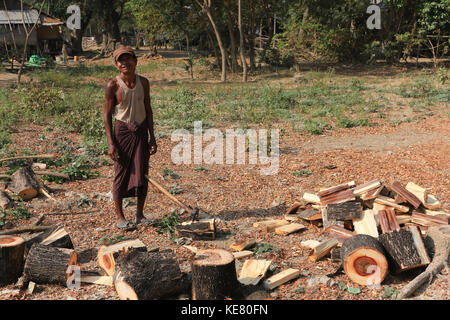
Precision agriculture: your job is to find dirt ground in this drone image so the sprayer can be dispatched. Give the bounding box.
[0,53,448,301]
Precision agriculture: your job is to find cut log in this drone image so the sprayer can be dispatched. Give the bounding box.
[80,275,113,286]
[0,236,25,285]
[25,225,73,256]
[302,192,320,204]
[341,234,388,286]
[97,239,147,276]
[275,223,306,235]
[285,201,302,215]
[379,209,401,233]
[191,249,239,300]
[253,219,289,232]
[23,244,77,285]
[327,225,354,245]
[353,180,382,196]
[411,211,448,227]
[238,259,272,286]
[0,190,11,209]
[318,181,355,198]
[405,182,427,204]
[374,196,410,213]
[321,207,345,229]
[320,189,356,206]
[353,209,379,238]
[230,239,256,252]
[378,226,431,272]
[263,268,301,290]
[422,209,450,220]
[326,201,362,221]
[114,248,184,300]
[390,181,421,208]
[7,167,41,200]
[176,218,216,240]
[309,238,339,262]
[396,215,412,225]
[396,225,450,299]
[424,194,441,210]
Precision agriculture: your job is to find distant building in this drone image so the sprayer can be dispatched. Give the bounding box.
[0,0,64,56]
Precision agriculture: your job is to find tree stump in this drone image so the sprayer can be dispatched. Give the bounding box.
[0,236,25,285]
[191,248,239,300]
[23,244,77,285]
[98,239,147,276]
[8,167,40,200]
[113,248,184,300]
[341,234,388,286]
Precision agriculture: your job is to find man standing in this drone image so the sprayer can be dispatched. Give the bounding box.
[103,46,157,230]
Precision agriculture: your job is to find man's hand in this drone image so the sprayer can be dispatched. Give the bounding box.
[108,144,120,162]
[149,138,157,155]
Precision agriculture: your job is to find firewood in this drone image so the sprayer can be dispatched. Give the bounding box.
[309,238,339,262]
[275,223,306,235]
[390,181,421,208]
[25,225,73,256]
[424,194,441,210]
[97,239,147,276]
[7,167,41,200]
[176,218,216,240]
[396,225,450,299]
[396,215,412,225]
[320,189,356,206]
[353,180,382,196]
[326,201,362,221]
[0,190,11,209]
[285,201,302,215]
[0,236,25,285]
[192,249,239,299]
[378,209,400,233]
[318,181,355,198]
[80,275,113,286]
[114,248,184,300]
[422,209,450,220]
[0,225,53,236]
[321,207,345,229]
[233,250,253,259]
[327,225,355,244]
[297,208,322,221]
[23,244,77,285]
[253,219,289,232]
[405,182,427,204]
[411,211,448,227]
[379,226,430,272]
[360,186,383,201]
[230,239,256,251]
[374,195,410,213]
[302,192,320,204]
[353,209,379,238]
[263,268,301,290]
[238,259,272,285]
[340,235,388,286]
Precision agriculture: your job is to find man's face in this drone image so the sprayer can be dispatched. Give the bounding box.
[115,53,137,75]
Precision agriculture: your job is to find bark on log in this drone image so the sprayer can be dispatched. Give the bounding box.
[396,225,450,299]
[0,236,25,285]
[113,248,184,300]
[176,219,216,240]
[8,167,41,200]
[326,201,362,221]
[0,190,11,209]
[0,225,52,236]
[341,234,388,286]
[191,249,239,300]
[379,226,431,272]
[23,244,77,285]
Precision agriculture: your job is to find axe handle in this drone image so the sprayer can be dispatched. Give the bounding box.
[145,175,191,212]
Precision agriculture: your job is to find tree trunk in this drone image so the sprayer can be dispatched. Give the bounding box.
[191,249,239,300]
[224,0,238,73]
[97,239,147,276]
[0,236,25,285]
[23,244,77,285]
[8,166,40,200]
[341,234,388,286]
[238,0,247,82]
[113,248,184,300]
[25,225,73,257]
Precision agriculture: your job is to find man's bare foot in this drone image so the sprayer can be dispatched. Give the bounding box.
[135,214,156,225]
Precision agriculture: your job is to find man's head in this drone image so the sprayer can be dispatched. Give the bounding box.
[113,46,137,75]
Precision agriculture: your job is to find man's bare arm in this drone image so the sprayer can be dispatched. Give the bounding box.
[104,79,120,161]
[141,77,157,154]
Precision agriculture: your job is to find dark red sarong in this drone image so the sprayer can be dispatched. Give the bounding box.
[112,119,150,200]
